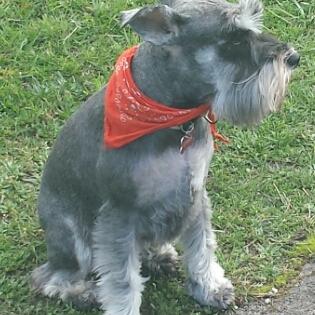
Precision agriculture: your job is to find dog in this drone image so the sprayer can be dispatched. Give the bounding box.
[31,0,299,314]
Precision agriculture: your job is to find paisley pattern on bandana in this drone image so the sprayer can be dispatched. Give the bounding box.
[104,46,211,149]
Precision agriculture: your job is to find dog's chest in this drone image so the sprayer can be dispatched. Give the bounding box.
[132,142,213,208]
[132,142,213,242]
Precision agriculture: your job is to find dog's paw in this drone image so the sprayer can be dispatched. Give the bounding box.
[152,250,178,275]
[188,277,234,310]
[63,281,100,310]
[143,244,179,275]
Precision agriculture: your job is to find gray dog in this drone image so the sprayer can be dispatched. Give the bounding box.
[31,0,299,314]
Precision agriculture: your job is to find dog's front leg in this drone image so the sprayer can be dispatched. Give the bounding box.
[93,205,146,315]
[180,191,234,310]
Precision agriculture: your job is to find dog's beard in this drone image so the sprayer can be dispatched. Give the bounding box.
[213,55,292,125]
[259,53,292,112]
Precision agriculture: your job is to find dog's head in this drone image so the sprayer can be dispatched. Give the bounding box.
[122,0,299,125]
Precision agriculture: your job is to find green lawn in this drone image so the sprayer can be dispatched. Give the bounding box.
[0,0,314,314]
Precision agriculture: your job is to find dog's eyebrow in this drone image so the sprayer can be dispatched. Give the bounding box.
[235,12,263,34]
[234,0,263,34]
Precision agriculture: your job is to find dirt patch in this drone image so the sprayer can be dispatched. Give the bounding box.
[235,261,315,315]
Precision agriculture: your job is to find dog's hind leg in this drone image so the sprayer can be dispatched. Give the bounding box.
[31,188,98,309]
[31,262,97,309]
[93,203,146,315]
[180,190,234,310]
[142,243,179,275]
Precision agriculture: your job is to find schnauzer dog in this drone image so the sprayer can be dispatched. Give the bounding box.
[31,0,299,314]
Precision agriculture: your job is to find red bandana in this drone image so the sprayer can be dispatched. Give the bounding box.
[104,46,228,150]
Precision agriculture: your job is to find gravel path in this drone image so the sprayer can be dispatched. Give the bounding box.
[235,261,315,315]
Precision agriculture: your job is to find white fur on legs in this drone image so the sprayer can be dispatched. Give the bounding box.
[93,210,147,315]
[186,260,234,309]
[181,192,234,309]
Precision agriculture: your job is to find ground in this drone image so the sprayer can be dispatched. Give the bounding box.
[235,261,315,315]
[0,0,314,315]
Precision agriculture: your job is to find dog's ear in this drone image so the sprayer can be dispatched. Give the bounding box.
[121,5,187,45]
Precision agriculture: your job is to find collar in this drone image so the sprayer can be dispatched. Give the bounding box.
[176,112,229,153]
[104,46,228,151]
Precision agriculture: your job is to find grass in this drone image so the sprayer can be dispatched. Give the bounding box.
[0,0,314,314]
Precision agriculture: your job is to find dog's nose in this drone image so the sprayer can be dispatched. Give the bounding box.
[286,51,300,68]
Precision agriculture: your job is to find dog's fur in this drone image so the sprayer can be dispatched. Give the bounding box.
[31,0,299,314]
